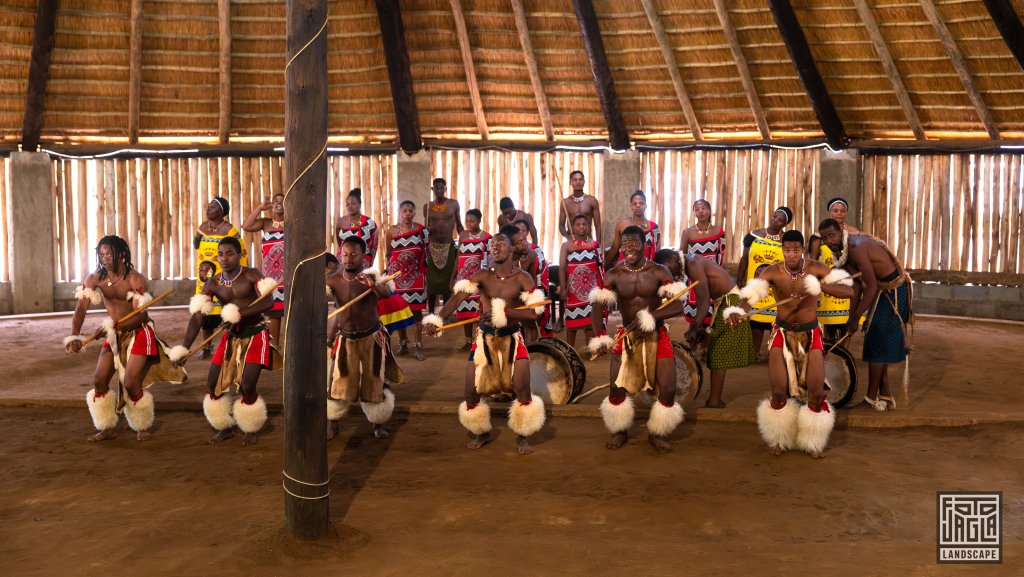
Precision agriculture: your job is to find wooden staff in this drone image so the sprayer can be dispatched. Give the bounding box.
[327,272,401,320]
[432,301,553,333]
[179,279,282,362]
[67,288,175,353]
[738,272,862,321]
[825,331,852,355]
[589,281,698,361]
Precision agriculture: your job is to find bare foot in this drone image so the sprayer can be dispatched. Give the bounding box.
[808,449,825,459]
[605,431,628,450]
[648,435,672,453]
[704,400,726,409]
[242,432,258,445]
[767,445,784,456]
[414,344,425,361]
[326,420,338,441]
[396,341,409,356]
[467,432,490,450]
[87,429,116,442]
[208,428,235,444]
[136,430,152,441]
[373,424,390,439]
[516,435,534,455]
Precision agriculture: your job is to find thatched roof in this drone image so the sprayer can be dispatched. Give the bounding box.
[3,0,1024,149]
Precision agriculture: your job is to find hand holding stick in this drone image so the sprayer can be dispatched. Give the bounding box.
[65,288,175,354]
[428,301,553,335]
[178,280,282,363]
[737,272,862,321]
[327,272,401,321]
[589,281,699,361]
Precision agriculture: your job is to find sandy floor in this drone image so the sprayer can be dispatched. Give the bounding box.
[0,310,1021,575]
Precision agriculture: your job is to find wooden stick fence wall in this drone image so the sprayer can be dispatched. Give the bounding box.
[863,154,1023,275]
[0,157,10,282]
[641,148,820,264]
[49,154,394,282]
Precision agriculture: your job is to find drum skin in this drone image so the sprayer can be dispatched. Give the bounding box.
[526,337,587,404]
[635,341,704,404]
[823,344,858,409]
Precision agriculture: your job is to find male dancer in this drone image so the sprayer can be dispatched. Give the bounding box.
[423,177,463,313]
[496,197,538,244]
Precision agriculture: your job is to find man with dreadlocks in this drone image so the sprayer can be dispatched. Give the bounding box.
[65,236,186,442]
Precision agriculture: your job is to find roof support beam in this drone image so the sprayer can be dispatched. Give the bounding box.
[639,0,701,141]
[853,0,924,139]
[375,0,422,153]
[510,0,554,141]
[128,0,143,143]
[218,0,232,143]
[712,0,769,139]
[767,0,847,149]
[920,0,999,139]
[448,0,488,139]
[570,0,630,150]
[982,0,1024,74]
[20,0,59,152]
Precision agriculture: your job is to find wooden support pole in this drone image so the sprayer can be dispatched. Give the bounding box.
[853,0,924,140]
[713,0,769,140]
[982,0,1024,74]
[920,0,1000,139]
[129,0,143,144]
[640,0,702,141]
[218,0,232,144]
[20,0,59,152]
[448,0,488,139]
[510,0,554,141]
[375,0,422,153]
[767,0,847,150]
[284,0,330,540]
[570,0,630,151]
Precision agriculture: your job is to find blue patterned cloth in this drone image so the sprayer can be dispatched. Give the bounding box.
[863,283,911,364]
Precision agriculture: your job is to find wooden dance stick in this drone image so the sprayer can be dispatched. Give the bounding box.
[824,331,852,355]
[433,301,554,333]
[737,272,862,321]
[67,288,175,353]
[179,279,282,362]
[589,281,699,361]
[327,272,402,321]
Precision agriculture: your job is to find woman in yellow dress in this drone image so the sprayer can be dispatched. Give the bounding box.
[193,197,246,358]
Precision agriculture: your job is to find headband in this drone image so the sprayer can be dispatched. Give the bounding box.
[827,198,848,211]
[212,197,229,215]
[774,207,793,225]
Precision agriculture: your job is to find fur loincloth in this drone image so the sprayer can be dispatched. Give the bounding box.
[330,325,405,403]
[107,322,187,412]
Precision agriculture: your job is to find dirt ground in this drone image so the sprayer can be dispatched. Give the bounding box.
[0,309,1021,576]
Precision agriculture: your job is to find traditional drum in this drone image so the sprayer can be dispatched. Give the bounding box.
[823,345,858,409]
[526,337,587,404]
[636,341,703,405]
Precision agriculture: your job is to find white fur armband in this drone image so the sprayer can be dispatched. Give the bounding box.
[74,285,102,305]
[587,335,614,354]
[453,279,479,295]
[519,288,546,314]
[189,294,214,315]
[168,345,189,363]
[588,287,617,306]
[256,277,279,297]
[721,306,745,322]
[803,275,821,297]
[126,291,153,307]
[422,314,444,336]
[635,308,656,333]
[363,268,395,291]
[63,335,83,347]
[490,298,508,328]
[823,268,854,286]
[220,303,242,325]
[739,278,770,305]
[658,281,687,299]
[101,318,115,337]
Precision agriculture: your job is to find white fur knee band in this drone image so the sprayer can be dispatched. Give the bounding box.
[635,308,656,333]
[454,279,479,295]
[75,285,103,305]
[756,398,799,451]
[490,298,508,328]
[647,401,684,437]
[327,398,350,421]
[508,397,545,437]
[86,389,118,431]
[600,396,634,434]
[189,294,214,315]
[588,287,617,306]
[220,303,242,325]
[123,390,155,432]
[233,396,267,434]
[361,389,395,425]
[458,400,492,435]
[739,278,770,305]
[203,393,235,431]
[796,401,835,455]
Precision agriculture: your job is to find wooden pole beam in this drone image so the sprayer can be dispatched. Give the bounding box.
[375,0,422,153]
[853,0,924,140]
[510,0,554,141]
[129,0,143,144]
[982,0,1024,73]
[640,0,702,141]
[713,0,769,140]
[20,0,59,152]
[767,0,847,149]
[448,0,488,139]
[218,0,232,144]
[284,0,329,540]
[570,0,630,150]
[920,0,999,139]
